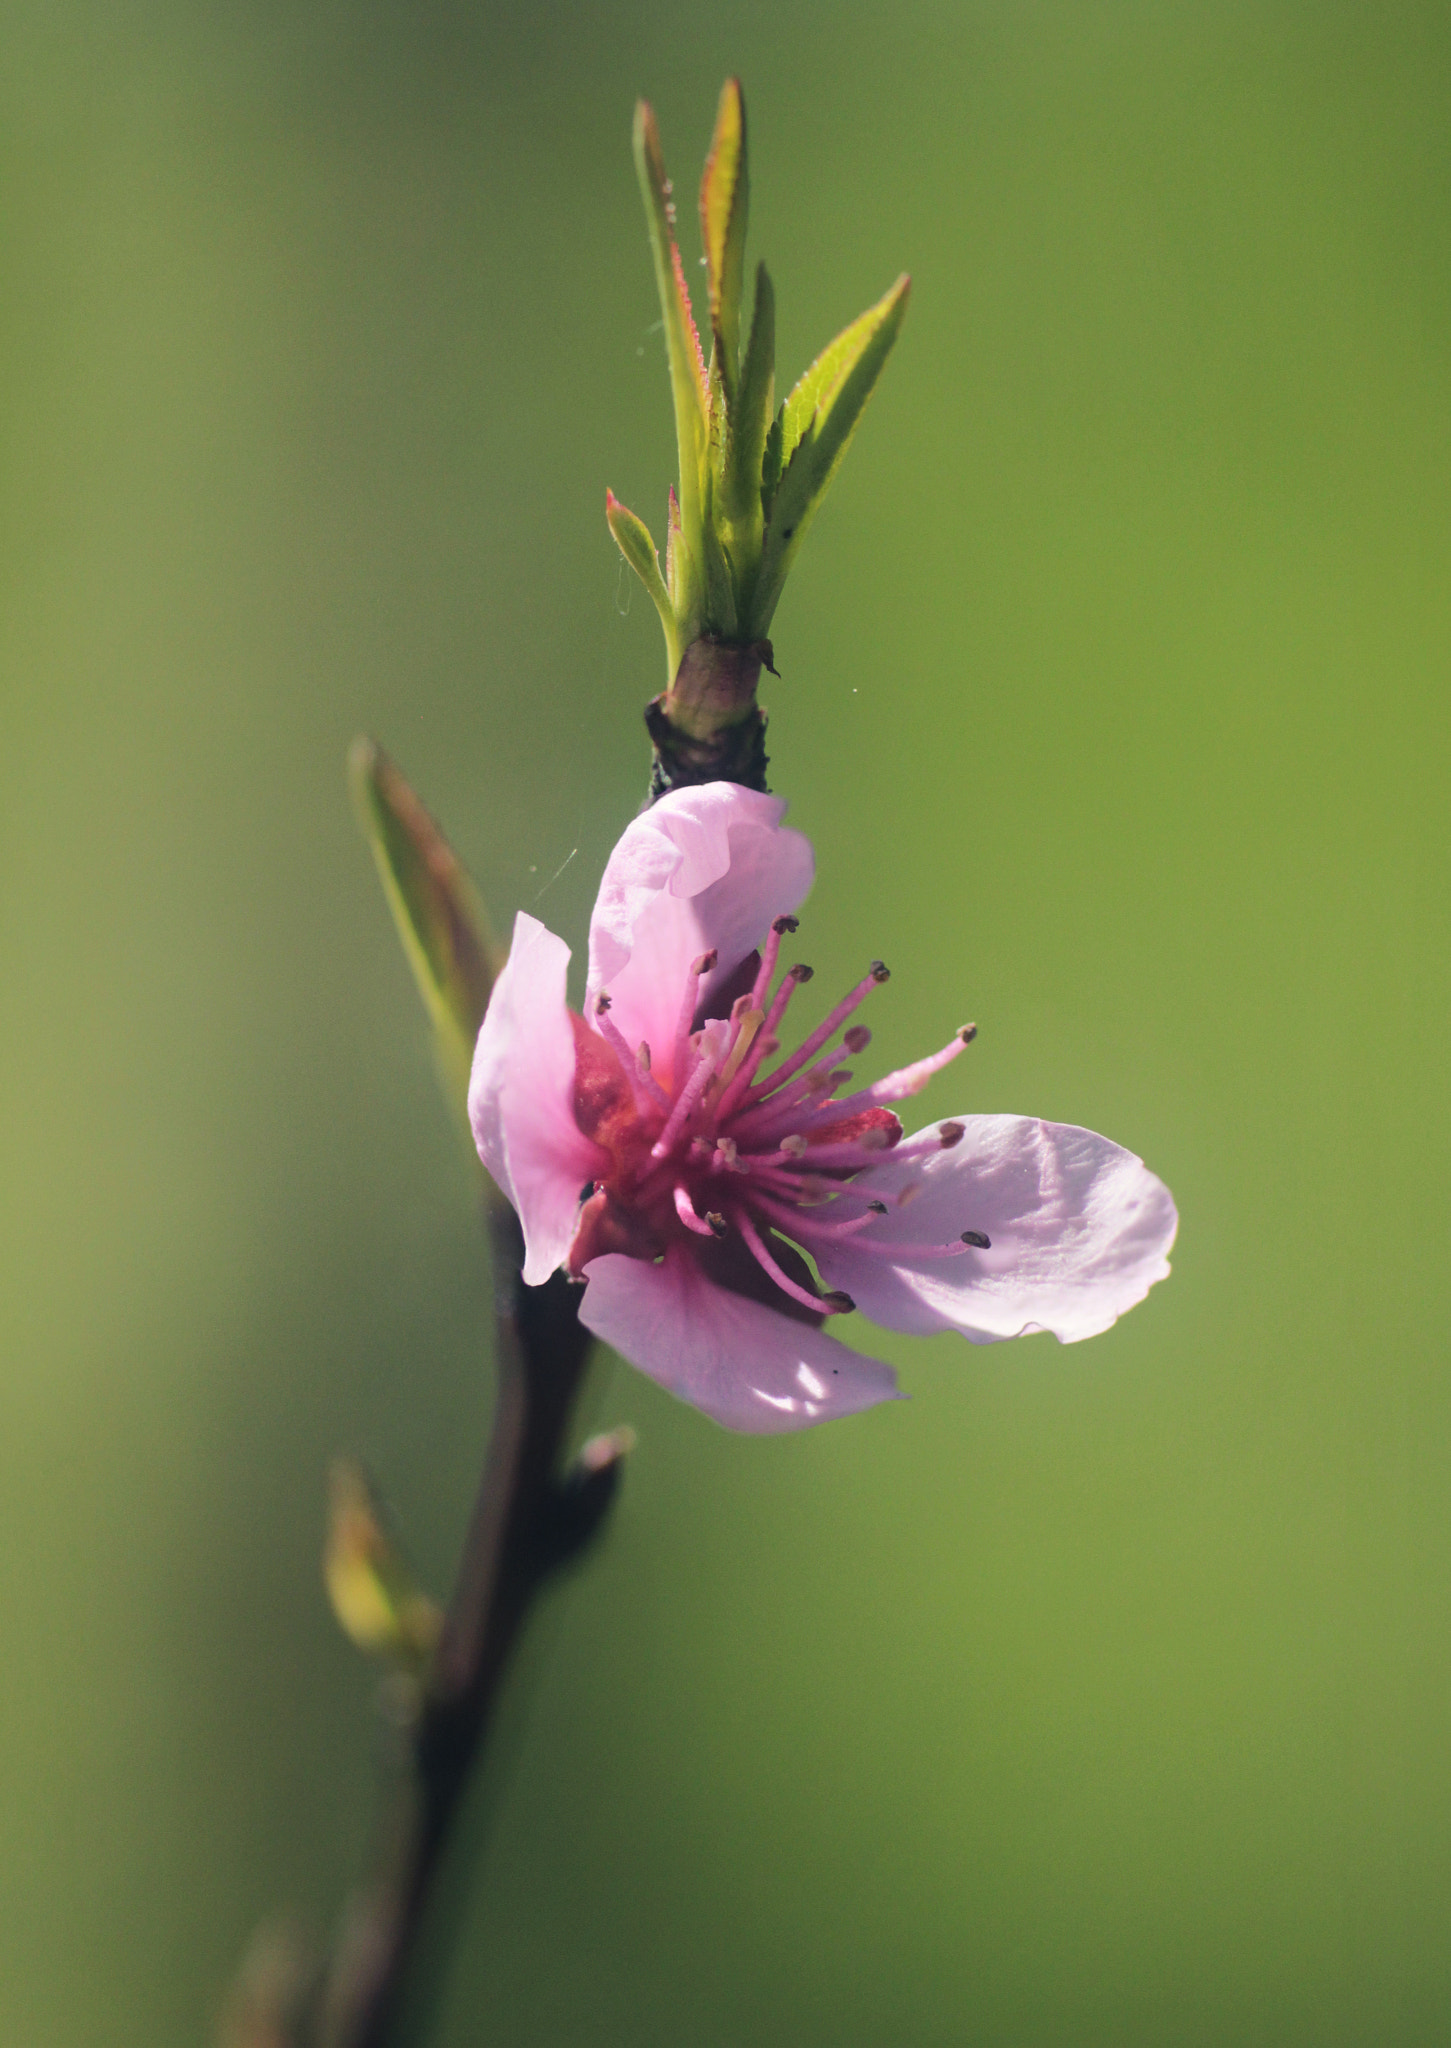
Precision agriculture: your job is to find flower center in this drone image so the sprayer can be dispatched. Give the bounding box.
[568,914,984,1316]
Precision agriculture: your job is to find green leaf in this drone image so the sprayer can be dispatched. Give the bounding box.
[748,272,910,636]
[606,490,681,674]
[699,77,748,400]
[348,738,501,1121]
[665,485,683,614]
[634,99,709,629]
[699,478,740,637]
[759,403,783,518]
[776,273,910,478]
[722,261,775,530]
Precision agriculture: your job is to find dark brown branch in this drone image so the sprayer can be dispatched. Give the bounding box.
[313,1204,606,2048]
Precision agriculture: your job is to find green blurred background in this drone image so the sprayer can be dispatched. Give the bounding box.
[4,1,1450,2041]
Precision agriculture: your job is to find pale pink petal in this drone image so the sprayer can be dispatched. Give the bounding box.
[815,1116,1177,1345]
[468,912,605,1286]
[578,1247,903,1433]
[586,786,813,1071]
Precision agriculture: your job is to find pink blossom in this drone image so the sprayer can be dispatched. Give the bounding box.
[469,786,1177,1433]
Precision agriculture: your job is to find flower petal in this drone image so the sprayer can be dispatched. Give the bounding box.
[816,1116,1177,1345]
[578,1247,903,1433]
[586,785,813,1072]
[468,912,605,1286]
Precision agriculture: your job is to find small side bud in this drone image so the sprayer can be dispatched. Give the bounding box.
[324,1460,442,1672]
[577,1425,639,1475]
[550,1426,637,1567]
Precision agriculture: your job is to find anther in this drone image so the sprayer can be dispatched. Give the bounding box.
[961,1230,991,1249]
[869,960,890,983]
[867,1199,888,1215]
[771,914,800,935]
[691,949,718,976]
[822,1290,856,1315]
[595,993,612,1014]
[579,1181,596,1202]
[706,1211,728,1237]
[843,1025,872,1054]
[938,1121,966,1148]
[780,1133,808,1158]
[789,962,814,984]
[637,1043,652,1071]
[958,1022,978,1044]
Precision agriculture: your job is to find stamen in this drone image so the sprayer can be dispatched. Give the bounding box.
[833,1234,975,1261]
[962,1230,991,1249]
[705,1211,729,1238]
[650,1032,722,1160]
[778,1131,898,1171]
[711,966,813,1122]
[874,1121,966,1166]
[735,1210,852,1316]
[823,1027,976,1119]
[594,1000,669,1110]
[743,964,890,1106]
[726,1054,843,1140]
[753,1192,887,1242]
[672,949,718,1090]
[711,1007,764,1097]
[749,913,800,1010]
[673,1185,715,1237]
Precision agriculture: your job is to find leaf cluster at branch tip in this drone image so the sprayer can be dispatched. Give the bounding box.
[608,79,909,682]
